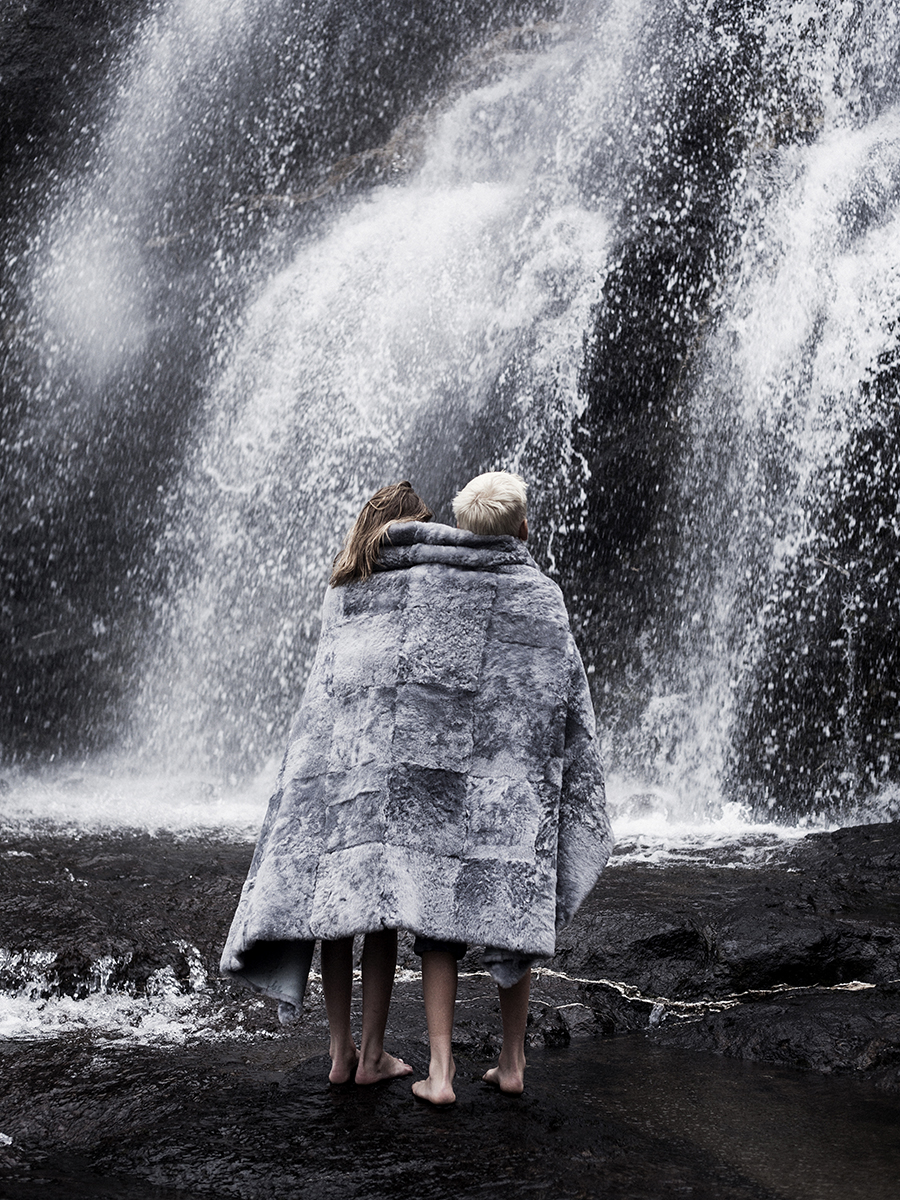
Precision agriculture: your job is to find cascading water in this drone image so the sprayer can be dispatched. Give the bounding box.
[3,0,900,839]
[138,10,619,783]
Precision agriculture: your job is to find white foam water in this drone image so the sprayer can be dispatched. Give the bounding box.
[0,982,268,1046]
[0,759,851,868]
[0,762,269,841]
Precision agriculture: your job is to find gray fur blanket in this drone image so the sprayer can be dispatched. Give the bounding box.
[221,522,612,1016]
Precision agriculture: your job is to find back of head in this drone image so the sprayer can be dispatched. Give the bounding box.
[330,481,432,586]
[452,470,527,537]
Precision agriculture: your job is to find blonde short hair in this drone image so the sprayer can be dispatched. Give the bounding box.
[452,471,527,537]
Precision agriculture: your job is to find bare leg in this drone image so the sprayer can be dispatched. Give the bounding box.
[483,968,530,1094]
[411,950,458,1105]
[320,936,358,1083]
[355,929,413,1084]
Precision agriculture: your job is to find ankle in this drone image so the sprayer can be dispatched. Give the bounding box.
[428,1054,456,1083]
[329,1035,356,1060]
[358,1045,385,1070]
[498,1046,526,1073]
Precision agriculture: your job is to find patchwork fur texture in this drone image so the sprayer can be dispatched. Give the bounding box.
[221,522,612,1010]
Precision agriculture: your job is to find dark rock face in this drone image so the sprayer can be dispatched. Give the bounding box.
[652,984,900,1094]
[1,822,898,1082]
[560,824,900,1001]
[0,833,252,1003]
[562,4,766,637]
[1,822,900,1196]
[731,361,900,818]
[1,1,179,764]
[0,3,149,202]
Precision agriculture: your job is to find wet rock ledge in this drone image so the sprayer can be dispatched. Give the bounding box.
[0,822,898,1093]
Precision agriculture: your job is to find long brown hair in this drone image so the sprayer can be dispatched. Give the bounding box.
[330,481,433,587]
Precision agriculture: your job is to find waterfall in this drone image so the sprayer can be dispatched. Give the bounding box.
[3,0,900,833]
[138,7,620,779]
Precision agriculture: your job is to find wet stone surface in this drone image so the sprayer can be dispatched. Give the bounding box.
[1,823,900,1195]
[2,1034,900,1199]
[0,1037,799,1199]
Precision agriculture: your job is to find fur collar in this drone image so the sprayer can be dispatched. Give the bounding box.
[376,521,535,573]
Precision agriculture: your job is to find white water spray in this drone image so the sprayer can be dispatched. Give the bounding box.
[7,0,900,839]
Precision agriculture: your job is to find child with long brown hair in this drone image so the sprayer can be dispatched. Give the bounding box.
[320,480,432,1084]
[330,481,433,586]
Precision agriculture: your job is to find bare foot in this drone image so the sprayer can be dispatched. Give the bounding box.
[412,1073,457,1105]
[355,1052,414,1085]
[328,1046,359,1084]
[482,1061,525,1095]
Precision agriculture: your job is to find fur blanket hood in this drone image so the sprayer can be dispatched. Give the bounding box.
[221,522,612,1018]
